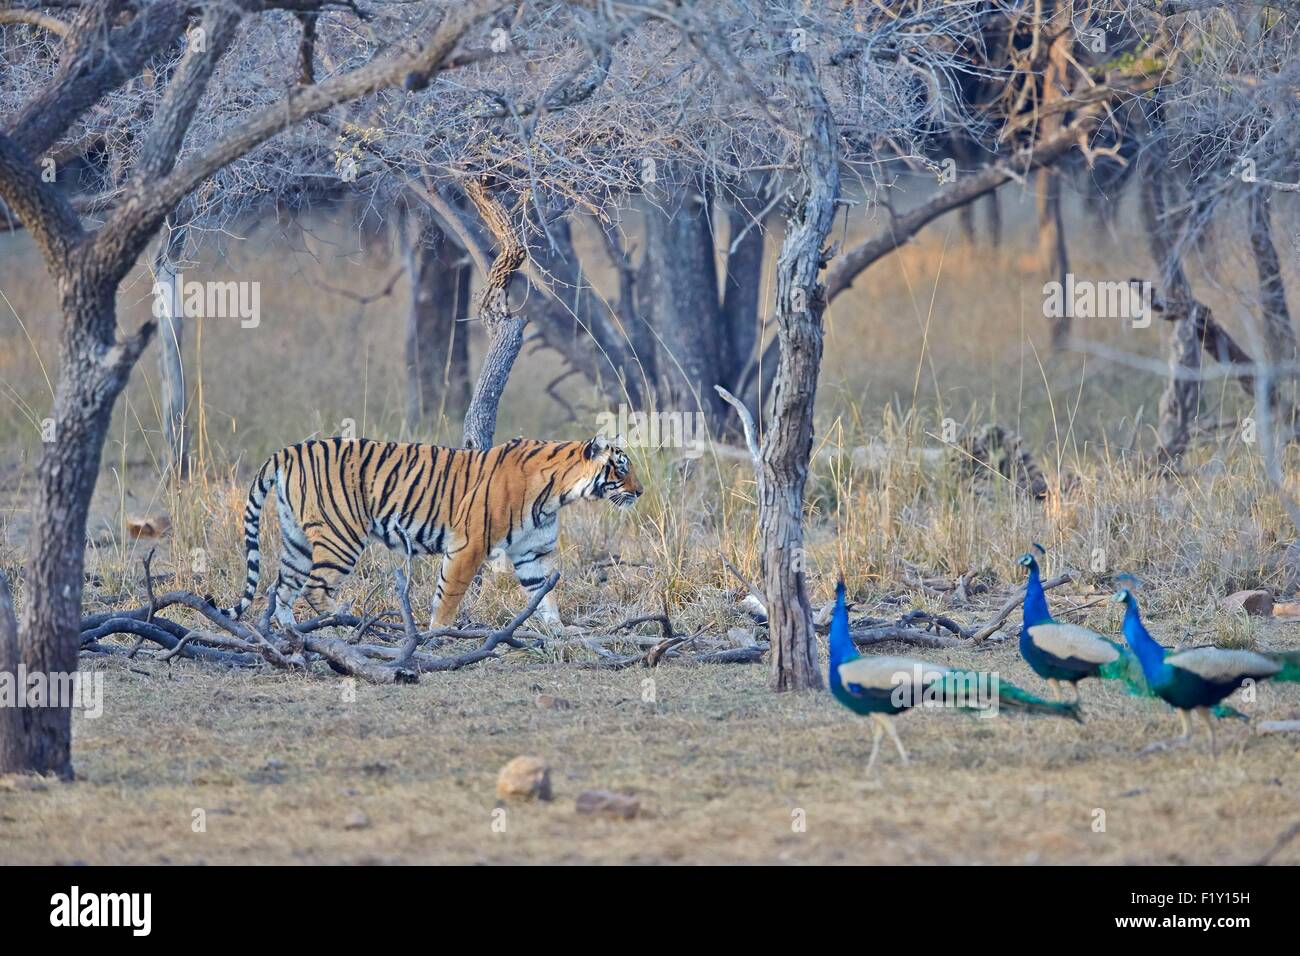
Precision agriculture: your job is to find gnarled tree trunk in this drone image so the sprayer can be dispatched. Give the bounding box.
[762,50,839,693]
[1035,21,1072,351]
[10,281,156,777]
[462,180,526,450]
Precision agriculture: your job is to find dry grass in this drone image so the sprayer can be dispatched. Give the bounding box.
[2,641,1298,865]
[2,182,1300,864]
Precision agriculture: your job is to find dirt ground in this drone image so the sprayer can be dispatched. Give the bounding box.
[2,635,1297,865]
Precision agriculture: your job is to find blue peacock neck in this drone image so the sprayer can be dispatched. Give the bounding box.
[1121,596,1167,681]
[1022,558,1052,627]
[828,583,856,674]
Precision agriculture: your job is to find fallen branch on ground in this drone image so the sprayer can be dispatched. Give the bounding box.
[971,574,1072,642]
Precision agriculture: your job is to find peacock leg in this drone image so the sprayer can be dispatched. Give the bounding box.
[1048,678,1061,701]
[1178,708,1191,739]
[1198,708,1217,758]
[865,713,885,772]
[884,715,910,765]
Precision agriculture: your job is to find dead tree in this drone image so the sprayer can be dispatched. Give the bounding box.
[0,0,504,778]
[720,49,839,693]
[760,50,839,692]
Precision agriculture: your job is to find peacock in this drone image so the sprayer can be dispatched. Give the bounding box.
[1114,580,1300,755]
[829,580,1080,770]
[1018,546,1145,701]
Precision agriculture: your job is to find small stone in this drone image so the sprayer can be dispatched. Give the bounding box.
[534,693,572,711]
[496,756,552,801]
[1224,589,1273,617]
[575,790,640,820]
[343,809,370,830]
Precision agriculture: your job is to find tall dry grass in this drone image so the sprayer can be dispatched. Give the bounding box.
[0,180,1297,641]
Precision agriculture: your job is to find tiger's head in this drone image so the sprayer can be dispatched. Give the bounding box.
[575,434,642,508]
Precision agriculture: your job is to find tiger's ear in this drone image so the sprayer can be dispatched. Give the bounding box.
[585,434,611,459]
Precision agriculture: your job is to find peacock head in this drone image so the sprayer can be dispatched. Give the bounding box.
[1112,573,1141,608]
[1017,542,1047,572]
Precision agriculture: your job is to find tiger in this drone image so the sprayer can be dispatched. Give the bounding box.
[222,434,641,630]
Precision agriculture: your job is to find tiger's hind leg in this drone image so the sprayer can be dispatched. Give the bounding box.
[270,488,313,631]
[299,537,362,620]
[270,558,310,633]
[428,543,486,629]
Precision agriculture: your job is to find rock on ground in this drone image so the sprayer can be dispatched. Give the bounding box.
[496,756,552,801]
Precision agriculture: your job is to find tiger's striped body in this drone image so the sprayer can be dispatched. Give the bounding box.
[223,434,641,629]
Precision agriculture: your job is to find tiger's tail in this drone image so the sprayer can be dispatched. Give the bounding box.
[222,453,280,620]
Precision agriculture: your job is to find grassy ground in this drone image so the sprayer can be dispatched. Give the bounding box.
[2,182,1299,864]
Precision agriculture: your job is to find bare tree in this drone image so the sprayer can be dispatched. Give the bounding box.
[757,48,839,692]
[0,0,507,777]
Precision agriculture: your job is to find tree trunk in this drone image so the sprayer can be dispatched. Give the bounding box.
[154,223,187,477]
[763,50,839,693]
[985,189,1002,249]
[403,217,471,430]
[642,177,727,424]
[1155,298,1203,463]
[722,199,765,392]
[1037,28,1071,351]
[0,571,22,772]
[1036,167,1070,349]
[3,280,154,777]
[1142,99,1200,464]
[461,181,526,450]
[0,0,493,779]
